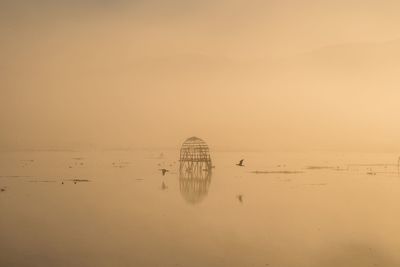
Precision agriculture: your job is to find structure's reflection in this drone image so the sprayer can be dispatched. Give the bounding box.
[179,137,212,204]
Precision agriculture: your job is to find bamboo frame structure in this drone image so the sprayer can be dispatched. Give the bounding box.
[179,137,212,204]
[179,136,212,173]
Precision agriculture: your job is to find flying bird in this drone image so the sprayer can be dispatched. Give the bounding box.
[159,168,169,176]
[236,159,244,167]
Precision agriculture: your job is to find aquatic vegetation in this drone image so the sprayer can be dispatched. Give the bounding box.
[303,183,328,186]
[251,170,304,174]
[70,179,91,183]
[28,180,56,183]
[306,166,337,170]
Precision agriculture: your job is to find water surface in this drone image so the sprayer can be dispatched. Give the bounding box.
[1,150,399,267]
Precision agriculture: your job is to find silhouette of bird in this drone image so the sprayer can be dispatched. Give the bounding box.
[159,168,169,176]
[236,159,244,167]
[237,194,243,203]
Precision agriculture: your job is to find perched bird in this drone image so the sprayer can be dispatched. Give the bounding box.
[159,168,169,176]
[236,159,245,167]
[237,194,243,203]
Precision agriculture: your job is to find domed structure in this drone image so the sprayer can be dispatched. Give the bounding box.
[179,136,212,171]
[179,136,212,204]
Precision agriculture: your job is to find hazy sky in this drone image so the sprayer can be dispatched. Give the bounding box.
[1,0,400,151]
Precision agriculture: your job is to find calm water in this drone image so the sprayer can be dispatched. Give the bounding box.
[1,150,400,267]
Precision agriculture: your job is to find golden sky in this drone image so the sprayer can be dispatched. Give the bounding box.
[1,0,400,151]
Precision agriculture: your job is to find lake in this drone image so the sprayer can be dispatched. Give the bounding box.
[1,150,399,267]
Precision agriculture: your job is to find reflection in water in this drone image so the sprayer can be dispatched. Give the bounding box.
[179,137,212,204]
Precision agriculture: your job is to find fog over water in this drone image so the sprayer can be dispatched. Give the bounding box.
[1,150,400,267]
[1,1,400,267]
[1,0,400,152]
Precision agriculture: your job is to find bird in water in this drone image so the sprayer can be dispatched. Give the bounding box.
[159,168,169,176]
[236,159,245,167]
[161,181,168,190]
[237,194,243,203]
[366,168,376,175]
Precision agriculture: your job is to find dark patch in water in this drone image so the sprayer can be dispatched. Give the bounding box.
[69,179,91,183]
[28,180,56,183]
[307,166,337,170]
[251,170,304,174]
[0,176,33,178]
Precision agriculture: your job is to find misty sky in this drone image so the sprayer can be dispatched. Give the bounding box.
[1,0,400,151]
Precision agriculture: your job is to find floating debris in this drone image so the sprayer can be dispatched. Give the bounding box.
[112,161,130,168]
[303,183,328,186]
[0,175,32,178]
[251,170,304,174]
[348,164,396,167]
[20,160,34,163]
[306,166,337,170]
[28,180,56,183]
[69,179,91,183]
